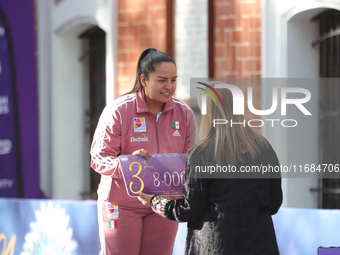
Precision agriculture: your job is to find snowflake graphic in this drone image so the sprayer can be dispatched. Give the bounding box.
[20,202,78,255]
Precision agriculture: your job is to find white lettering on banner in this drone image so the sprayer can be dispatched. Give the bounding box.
[213,119,298,128]
[130,136,149,142]
[0,139,12,155]
[0,96,9,114]
[200,84,312,116]
[0,179,14,189]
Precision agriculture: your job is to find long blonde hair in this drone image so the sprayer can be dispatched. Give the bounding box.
[190,81,269,166]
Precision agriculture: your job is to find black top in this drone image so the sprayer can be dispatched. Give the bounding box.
[164,142,282,255]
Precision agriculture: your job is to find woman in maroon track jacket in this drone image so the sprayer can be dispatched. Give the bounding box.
[90,48,196,255]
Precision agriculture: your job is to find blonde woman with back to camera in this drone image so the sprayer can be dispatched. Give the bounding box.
[139,81,283,255]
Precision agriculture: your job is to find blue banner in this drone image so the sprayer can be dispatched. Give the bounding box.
[0,0,42,198]
[0,7,21,197]
[0,198,101,255]
[2,198,340,255]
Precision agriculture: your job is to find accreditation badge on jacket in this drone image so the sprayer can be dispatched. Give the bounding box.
[134,117,146,132]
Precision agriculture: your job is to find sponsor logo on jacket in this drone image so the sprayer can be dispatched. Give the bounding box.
[134,117,146,132]
[130,134,149,142]
[172,130,181,137]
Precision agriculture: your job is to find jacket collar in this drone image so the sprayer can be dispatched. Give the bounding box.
[136,90,176,114]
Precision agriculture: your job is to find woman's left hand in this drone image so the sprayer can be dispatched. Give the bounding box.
[138,192,154,206]
[132,149,151,159]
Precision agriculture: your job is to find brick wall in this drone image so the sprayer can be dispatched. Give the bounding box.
[117,0,171,96]
[213,0,261,78]
[213,0,262,125]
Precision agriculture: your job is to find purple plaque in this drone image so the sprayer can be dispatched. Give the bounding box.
[119,153,187,197]
[318,247,340,255]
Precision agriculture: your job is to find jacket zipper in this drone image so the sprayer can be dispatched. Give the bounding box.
[155,112,162,153]
[155,122,159,153]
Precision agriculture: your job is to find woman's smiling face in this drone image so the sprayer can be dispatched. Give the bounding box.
[140,62,177,108]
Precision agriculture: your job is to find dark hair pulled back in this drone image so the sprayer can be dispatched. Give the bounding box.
[126,47,176,94]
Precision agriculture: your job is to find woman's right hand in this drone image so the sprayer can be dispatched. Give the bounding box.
[138,192,154,206]
[132,149,151,159]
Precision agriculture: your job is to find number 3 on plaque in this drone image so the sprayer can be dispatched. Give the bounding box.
[129,162,145,194]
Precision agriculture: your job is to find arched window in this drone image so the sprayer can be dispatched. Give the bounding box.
[79,26,106,199]
[312,9,340,208]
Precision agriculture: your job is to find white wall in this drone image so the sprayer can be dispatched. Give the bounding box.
[37,0,53,197]
[174,0,208,101]
[37,0,117,199]
[262,0,340,208]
